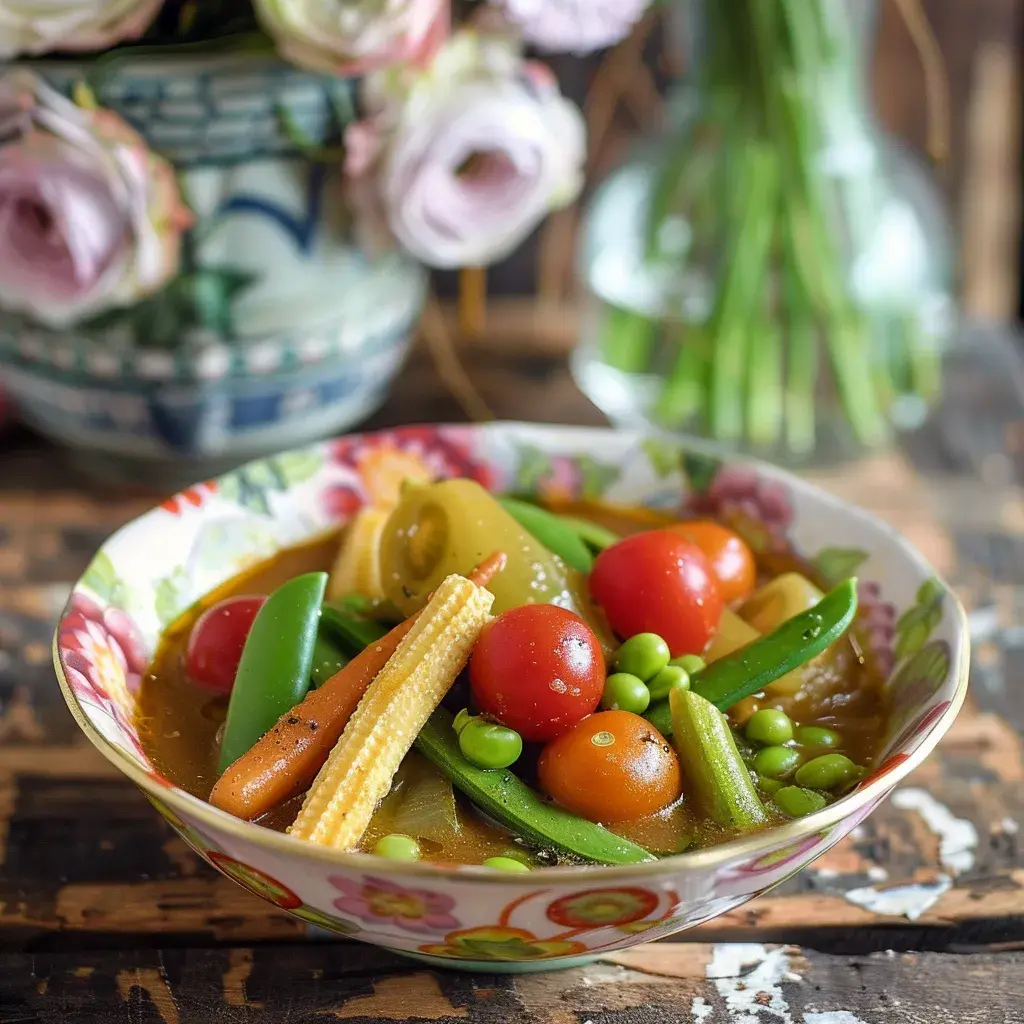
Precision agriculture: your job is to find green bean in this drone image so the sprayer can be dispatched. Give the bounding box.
[218,572,327,772]
[310,633,348,688]
[483,856,531,873]
[746,709,794,746]
[615,633,671,682]
[373,834,421,861]
[602,673,651,714]
[669,687,767,830]
[773,786,827,818]
[497,497,594,573]
[320,602,390,653]
[793,725,842,750]
[752,746,801,779]
[794,753,857,791]
[647,665,690,702]
[556,516,620,552]
[645,578,858,736]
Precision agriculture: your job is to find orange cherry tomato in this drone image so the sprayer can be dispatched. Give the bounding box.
[537,711,682,823]
[669,520,756,605]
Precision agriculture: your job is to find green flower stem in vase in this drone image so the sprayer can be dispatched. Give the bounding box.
[576,0,955,461]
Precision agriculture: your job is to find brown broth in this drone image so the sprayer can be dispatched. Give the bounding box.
[137,504,888,864]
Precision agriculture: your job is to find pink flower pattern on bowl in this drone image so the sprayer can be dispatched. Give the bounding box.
[58,591,147,726]
[330,875,461,934]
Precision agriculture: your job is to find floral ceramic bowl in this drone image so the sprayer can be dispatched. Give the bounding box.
[53,423,969,971]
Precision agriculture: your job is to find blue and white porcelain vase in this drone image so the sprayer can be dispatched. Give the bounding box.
[0,53,426,487]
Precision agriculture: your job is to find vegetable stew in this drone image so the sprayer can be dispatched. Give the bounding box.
[138,482,888,869]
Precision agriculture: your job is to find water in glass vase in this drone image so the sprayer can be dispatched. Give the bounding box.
[574,0,955,464]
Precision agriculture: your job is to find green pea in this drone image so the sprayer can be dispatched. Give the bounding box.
[745,709,794,747]
[459,719,523,770]
[752,745,802,779]
[615,633,670,682]
[757,775,783,796]
[670,654,706,675]
[483,856,531,873]
[648,665,691,702]
[793,725,842,750]
[373,834,421,861]
[773,786,827,818]
[794,754,857,790]
[453,708,474,735]
[602,673,651,714]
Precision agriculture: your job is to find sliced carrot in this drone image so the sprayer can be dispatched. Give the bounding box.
[209,552,506,820]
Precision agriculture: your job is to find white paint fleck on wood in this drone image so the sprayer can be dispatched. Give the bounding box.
[891,787,978,875]
[706,944,795,1021]
[691,995,713,1021]
[803,1013,871,1024]
[843,876,953,920]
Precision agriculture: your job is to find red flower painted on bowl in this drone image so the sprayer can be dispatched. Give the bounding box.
[686,465,794,553]
[160,481,219,516]
[208,852,302,910]
[420,926,587,962]
[546,887,660,928]
[325,426,492,516]
[59,592,147,719]
[329,874,460,934]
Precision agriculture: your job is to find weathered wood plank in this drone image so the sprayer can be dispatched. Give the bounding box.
[1,941,1022,1024]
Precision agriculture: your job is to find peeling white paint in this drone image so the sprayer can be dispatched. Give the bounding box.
[707,944,794,1021]
[891,788,978,876]
[803,1013,871,1024]
[690,996,713,1021]
[843,876,952,920]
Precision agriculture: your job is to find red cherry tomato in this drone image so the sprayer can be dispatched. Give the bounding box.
[668,520,757,605]
[186,595,266,695]
[589,530,723,657]
[469,605,604,742]
[538,711,682,822]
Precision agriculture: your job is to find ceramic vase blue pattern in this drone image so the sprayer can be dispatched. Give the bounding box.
[0,55,427,480]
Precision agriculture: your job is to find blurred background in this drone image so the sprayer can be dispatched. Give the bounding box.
[0,0,1021,481]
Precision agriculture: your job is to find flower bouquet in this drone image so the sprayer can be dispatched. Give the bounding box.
[0,0,648,480]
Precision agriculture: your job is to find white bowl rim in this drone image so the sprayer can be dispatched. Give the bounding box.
[53,422,972,883]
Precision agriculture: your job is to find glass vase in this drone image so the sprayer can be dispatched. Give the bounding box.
[573,0,956,463]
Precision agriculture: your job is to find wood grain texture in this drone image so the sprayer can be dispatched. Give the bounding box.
[2,943,1023,1023]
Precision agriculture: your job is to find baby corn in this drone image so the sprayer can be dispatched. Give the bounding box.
[327,508,389,600]
[289,574,493,849]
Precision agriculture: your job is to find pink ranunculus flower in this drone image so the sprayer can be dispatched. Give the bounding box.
[490,0,651,54]
[348,30,586,269]
[254,0,449,77]
[0,70,193,328]
[0,0,164,59]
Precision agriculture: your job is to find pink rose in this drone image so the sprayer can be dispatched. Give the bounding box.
[490,0,651,54]
[0,0,164,59]
[348,31,585,268]
[254,0,449,77]
[0,71,192,328]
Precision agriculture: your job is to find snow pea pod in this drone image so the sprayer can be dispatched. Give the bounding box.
[498,497,594,573]
[218,571,328,772]
[645,578,858,737]
[311,633,348,688]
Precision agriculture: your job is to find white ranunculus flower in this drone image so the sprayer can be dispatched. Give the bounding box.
[254,0,449,76]
[348,31,586,269]
[0,70,192,328]
[0,0,164,58]
[490,0,651,54]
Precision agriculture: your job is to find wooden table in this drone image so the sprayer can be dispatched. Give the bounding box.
[2,324,1024,1023]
